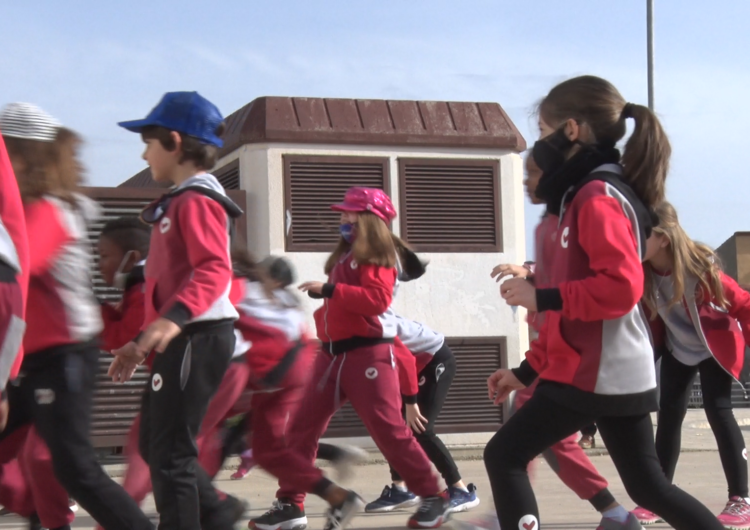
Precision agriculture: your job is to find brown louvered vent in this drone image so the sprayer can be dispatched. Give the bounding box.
[284,155,390,252]
[83,187,247,448]
[399,159,502,252]
[324,336,506,438]
[215,159,240,190]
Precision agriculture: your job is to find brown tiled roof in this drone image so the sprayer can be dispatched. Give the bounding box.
[220,97,525,154]
[118,167,169,188]
[121,97,525,187]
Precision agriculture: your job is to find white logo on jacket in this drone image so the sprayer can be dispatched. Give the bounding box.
[560,226,570,249]
[350,260,358,270]
[35,389,55,405]
[152,373,163,391]
[159,217,171,234]
[418,375,426,387]
[365,367,378,379]
[744,448,748,461]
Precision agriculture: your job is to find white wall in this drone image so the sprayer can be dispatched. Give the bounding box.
[231,143,529,368]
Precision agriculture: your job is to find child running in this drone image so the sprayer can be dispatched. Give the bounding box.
[0,103,154,530]
[111,91,244,529]
[465,152,638,530]
[249,187,451,530]
[632,201,750,528]
[364,315,479,514]
[486,75,725,530]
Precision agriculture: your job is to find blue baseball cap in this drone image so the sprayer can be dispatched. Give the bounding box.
[118,91,224,147]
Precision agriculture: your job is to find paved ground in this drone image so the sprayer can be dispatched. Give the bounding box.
[2,409,749,529]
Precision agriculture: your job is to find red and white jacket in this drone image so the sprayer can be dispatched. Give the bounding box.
[514,167,657,410]
[233,280,314,388]
[647,271,750,383]
[101,265,147,363]
[314,251,397,346]
[140,174,241,331]
[24,194,103,354]
[390,315,446,402]
[527,212,559,333]
[0,135,28,384]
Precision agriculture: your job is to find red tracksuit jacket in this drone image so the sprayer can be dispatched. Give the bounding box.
[140,174,241,330]
[232,280,313,387]
[391,315,446,401]
[0,135,28,381]
[24,194,103,354]
[314,252,397,345]
[101,266,148,365]
[647,271,750,383]
[514,174,657,414]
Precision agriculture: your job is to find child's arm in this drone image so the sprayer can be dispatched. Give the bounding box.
[163,194,233,327]
[101,293,145,353]
[721,273,750,347]
[392,336,419,403]
[320,265,395,316]
[536,196,644,321]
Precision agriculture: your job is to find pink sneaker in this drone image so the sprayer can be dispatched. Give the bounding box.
[631,506,663,525]
[230,455,256,480]
[718,497,750,529]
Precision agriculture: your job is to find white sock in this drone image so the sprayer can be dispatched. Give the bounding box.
[393,483,408,492]
[454,485,469,492]
[602,505,629,524]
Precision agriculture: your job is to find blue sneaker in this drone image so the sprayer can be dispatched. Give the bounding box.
[365,485,421,513]
[448,484,480,513]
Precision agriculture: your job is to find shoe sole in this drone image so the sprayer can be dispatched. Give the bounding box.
[365,498,421,513]
[636,519,663,526]
[249,517,308,530]
[450,497,480,513]
[720,524,750,530]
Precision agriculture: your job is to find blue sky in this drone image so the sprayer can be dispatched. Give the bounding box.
[2,0,747,255]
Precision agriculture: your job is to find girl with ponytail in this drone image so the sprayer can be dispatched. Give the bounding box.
[486,75,724,530]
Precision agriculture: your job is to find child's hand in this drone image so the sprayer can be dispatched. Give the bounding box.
[0,395,9,432]
[138,318,181,354]
[108,354,139,383]
[491,264,529,282]
[405,403,428,433]
[487,369,525,405]
[298,281,324,295]
[500,278,538,311]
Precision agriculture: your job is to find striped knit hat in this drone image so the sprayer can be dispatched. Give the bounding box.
[0,103,61,142]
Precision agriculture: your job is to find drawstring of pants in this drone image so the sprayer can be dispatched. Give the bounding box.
[317,352,348,411]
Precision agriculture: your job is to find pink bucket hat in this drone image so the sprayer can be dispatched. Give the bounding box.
[331,187,396,223]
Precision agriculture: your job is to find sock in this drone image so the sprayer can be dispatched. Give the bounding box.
[602,505,629,524]
[393,483,408,492]
[453,485,469,492]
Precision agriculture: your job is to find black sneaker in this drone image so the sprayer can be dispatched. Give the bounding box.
[408,494,452,529]
[203,494,249,530]
[249,499,308,530]
[323,490,365,530]
[28,513,42,530]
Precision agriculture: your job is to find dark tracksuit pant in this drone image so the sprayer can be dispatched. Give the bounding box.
[390,343,461,487]
[275,342,440,506]
[138,320,234,530]
[657,349,748,498]
[0,343,154,530]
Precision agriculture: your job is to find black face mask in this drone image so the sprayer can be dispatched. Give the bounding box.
[531,127,577,176]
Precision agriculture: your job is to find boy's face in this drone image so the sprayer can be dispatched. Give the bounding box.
[98,236,127,287]
[142,136,180,183]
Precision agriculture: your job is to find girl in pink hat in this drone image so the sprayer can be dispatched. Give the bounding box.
[249,187,451,530]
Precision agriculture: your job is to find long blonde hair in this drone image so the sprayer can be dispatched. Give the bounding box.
[644,201,727,316]
[324,212,412,275]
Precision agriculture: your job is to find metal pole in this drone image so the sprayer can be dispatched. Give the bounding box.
[647,0,655,110]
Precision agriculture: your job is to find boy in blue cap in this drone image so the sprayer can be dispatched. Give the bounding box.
[111,92,245,529]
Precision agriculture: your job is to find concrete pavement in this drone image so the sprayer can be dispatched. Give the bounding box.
[1,408,748,529]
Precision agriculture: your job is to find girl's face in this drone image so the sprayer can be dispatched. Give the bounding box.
[644,231,671,264]
[524,157,544,205]
[340,212,358,225]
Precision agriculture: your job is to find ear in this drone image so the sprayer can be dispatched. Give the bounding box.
[564,118,580,142]
[170,131,182,154]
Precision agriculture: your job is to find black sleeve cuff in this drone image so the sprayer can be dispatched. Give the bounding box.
[512,359,539,387]
[321,283,336,298]
[163,302,191,329]
[307,291,323,299]
[402,394,418,405]
[0,389,7,401]
[536,288,563,312]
